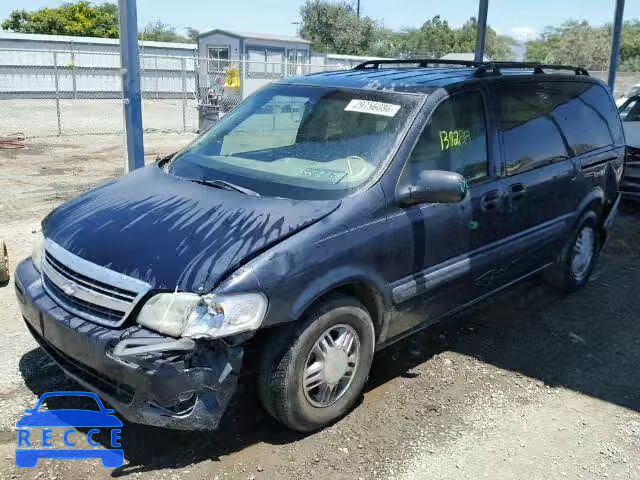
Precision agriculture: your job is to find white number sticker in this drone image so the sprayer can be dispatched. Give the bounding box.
[344,99,401,117]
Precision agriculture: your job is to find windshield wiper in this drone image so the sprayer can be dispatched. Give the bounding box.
[186,178,260,196]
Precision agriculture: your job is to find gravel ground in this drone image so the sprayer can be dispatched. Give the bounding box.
[0,135,639,479]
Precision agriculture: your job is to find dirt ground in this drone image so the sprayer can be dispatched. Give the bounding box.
[0,134,639,480]
[0,99,200,138]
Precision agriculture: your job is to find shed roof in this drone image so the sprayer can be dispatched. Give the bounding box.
[198,29,311,44]
[0,31,196,50]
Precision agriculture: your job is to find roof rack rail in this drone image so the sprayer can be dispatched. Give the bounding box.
[353,59,589,77]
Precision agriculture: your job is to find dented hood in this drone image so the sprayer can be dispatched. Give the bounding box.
[43,165,340,292]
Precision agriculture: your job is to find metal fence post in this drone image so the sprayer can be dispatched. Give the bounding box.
[181,57,187,133]
[241,54,247,101]
[474,0,489,63]
[118,0,145,172]
[53,52,62,136]
[70,43,77,100]
[608,0,626,92]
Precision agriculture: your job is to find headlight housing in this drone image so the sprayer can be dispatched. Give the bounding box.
[32,232,44,272]
[136,292,268,339]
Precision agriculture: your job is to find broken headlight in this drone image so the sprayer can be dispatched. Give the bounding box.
[32,232,45,272]
[136,292,268,339]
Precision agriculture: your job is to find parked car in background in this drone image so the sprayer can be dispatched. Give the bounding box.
[616,84,640,107]
[618,95,640,199]
[15,60,623,433]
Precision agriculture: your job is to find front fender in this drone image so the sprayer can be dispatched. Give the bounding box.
[288,265,391,324]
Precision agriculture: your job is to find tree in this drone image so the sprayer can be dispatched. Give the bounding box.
[620,20,640,71]
[1,1,119,38]
[140,20,190,43]
[185,27,200,43]
[525,20,610,70]
[299,0,376,55]
[452,17,515,61]
[525,19,640,71]
[365,15,514,60]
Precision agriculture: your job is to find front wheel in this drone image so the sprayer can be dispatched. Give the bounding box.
[546,212,600,292]
[258,294,375,432]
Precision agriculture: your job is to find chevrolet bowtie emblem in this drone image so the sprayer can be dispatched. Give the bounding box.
[61,284,76,296]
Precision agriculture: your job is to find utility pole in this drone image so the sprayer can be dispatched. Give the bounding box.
[118,0,145,172]
[474,0,489,63]
[608,0,625,92]
[356,0,360,18]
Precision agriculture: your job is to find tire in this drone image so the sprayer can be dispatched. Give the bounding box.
[0,241,9,286]
[545,211,600,293]
[258,294,375,432]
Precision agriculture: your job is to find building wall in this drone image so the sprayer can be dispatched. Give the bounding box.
[197,33,242,60]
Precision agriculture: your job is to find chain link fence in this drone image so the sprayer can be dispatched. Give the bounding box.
[1,48,639,139]
[0,48,346,138]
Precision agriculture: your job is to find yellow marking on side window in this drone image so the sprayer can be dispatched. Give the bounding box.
[439,129,471,151]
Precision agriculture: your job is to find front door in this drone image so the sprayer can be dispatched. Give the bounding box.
[385,90,506,338]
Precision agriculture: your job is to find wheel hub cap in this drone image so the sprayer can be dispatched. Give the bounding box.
[303,324,360,408]
[571,226,595,281]
[323,349,349,384]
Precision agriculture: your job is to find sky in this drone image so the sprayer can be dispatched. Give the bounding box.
[2,0,640,41]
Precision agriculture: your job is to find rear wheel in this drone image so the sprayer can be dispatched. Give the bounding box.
[546,212,599,292]
[258,294,375,432]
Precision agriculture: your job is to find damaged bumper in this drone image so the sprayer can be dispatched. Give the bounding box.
[14,258,243,431]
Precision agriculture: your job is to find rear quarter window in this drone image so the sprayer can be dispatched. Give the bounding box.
[552,82,623,154]
[498,81,623,176]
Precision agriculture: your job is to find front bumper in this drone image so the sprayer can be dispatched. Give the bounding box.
[14,258,243,430]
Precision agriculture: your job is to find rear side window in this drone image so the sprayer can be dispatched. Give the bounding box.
[552,82,620,155]
[409,91,488,182]
[498,83,570,175]
[498,81,622,176]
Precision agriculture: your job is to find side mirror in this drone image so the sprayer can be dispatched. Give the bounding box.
[397,170,468,206]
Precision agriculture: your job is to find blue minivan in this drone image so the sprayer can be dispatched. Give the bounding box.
[15,60,623,432]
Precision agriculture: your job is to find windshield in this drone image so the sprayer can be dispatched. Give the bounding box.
[169,84,421,199]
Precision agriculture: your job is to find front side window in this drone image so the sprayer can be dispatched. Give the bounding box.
[408,92,489,182]
[169,85,421,199]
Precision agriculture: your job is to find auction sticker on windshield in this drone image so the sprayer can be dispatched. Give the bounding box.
[344,99,401,117]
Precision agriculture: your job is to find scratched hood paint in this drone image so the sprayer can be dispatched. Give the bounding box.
[42,165,340,291]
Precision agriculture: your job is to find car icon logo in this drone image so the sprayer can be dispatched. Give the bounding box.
[61,284,76,296]
[15,391,124,468]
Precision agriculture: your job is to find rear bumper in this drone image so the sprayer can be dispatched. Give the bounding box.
[14,258,243,431]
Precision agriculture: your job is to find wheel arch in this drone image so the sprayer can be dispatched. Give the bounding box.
[288,268,391,345]
[574,187,609,246]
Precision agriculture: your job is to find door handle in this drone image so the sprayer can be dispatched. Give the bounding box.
[480,190,501,212]
[508,183,526,202]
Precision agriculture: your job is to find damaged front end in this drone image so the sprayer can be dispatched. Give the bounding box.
[15,257,244,430]
[106,333,244,430]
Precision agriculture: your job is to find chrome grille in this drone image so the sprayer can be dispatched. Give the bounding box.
[41,239,151,327]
